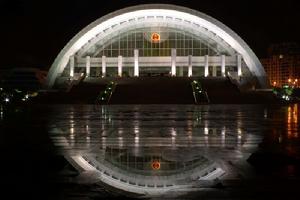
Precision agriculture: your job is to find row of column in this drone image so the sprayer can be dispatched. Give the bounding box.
[69,49,242,77]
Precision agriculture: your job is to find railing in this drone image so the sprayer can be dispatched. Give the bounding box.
[191,80,209,104]
[227,71,240,87]
[227,72,258,92]
[95,81,117,104]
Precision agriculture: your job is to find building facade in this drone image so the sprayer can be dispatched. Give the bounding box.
[46,4,268,88]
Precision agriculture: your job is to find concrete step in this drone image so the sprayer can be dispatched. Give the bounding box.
[109,77,195,104]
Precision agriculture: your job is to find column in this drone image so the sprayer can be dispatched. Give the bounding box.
[221,55,226,77]
[188,55,192,77]
[134,49,139,77]
[204,55,209,77]
[102,56,106,77]
[171,48,176,76]
[237,54,242,76]
[118,55,122,77]
[70,56,74,77]
[86,56,90,77]
[212,66,217,77]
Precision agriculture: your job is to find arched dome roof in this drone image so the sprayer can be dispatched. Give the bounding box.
[46,4,267,88]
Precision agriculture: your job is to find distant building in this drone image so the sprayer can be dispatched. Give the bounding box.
[0,68,47,90]
[261,43,300,87]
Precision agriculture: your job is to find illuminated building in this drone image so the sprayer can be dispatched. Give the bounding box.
[261,43,300,87]
[46,4,268,89]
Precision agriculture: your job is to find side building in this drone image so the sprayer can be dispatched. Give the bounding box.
[261,43,300,88]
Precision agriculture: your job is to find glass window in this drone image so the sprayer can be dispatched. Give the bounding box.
[93,26,232,58]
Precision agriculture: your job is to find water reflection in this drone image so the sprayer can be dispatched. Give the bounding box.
[0,107,3,120]
[287,104,298,139]
[48,105,267,197]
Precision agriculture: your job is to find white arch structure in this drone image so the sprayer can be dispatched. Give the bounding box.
[46,4,268,88]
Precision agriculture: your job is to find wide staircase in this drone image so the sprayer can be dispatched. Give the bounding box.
[36,76,272,104]
[200,77,242,103]
[109,77,195,104]
[62,77,243,104]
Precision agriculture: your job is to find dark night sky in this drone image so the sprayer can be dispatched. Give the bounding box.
[1,0,300,70]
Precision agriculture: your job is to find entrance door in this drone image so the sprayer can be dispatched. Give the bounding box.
[140,67,171,77]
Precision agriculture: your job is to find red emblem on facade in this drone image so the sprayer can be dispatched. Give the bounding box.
[151,160,161,170]
[151,32,160,43]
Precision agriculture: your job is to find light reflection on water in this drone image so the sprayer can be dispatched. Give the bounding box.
[50,106,263,148]
[287,104,298,139]
[46,104,300,197]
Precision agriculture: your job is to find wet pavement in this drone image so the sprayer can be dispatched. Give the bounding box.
[0,104,300,199]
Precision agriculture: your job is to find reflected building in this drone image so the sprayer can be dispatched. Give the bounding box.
[68,147,222,196]
[49,105,263,197]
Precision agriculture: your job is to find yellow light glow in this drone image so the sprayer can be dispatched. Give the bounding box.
[287,104,298,139]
